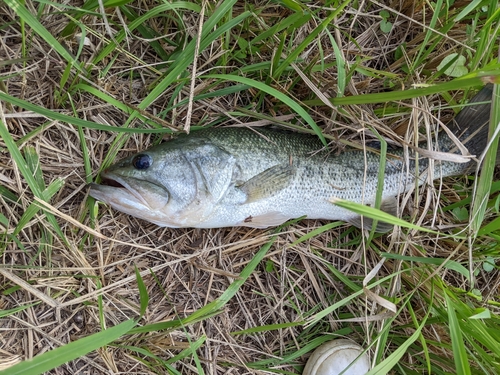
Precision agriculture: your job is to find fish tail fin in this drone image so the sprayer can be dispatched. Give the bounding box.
[448,84,498,163]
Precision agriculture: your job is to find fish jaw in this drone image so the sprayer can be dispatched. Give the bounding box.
[89,182,149,215]
[95,173,151,206]
[88,173,173,226]
[89,172,221,228]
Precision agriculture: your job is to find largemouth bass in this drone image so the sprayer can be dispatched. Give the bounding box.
[89,86,495,231]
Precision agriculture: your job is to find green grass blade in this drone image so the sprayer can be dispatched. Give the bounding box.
[117,345,182,374]
[443,180,500,213]
[231,321,304,335]
[367,126,388,240]
[322,260,362,293]
[99,3,251,167]
[247,330,352,368]
[163,84,250,114]
[331,198,442,235]
[135,266,149,318]
[0,120,67,245]
[381,253,469,280]
[0,319,136,375]
[272,0,351,78]
[444,293,471,375]
[77,125,92,184]
[135,7,250,112]
[60,0,136,36]
[367,292,431,374]
[289,221,344,246]
[250,11,311,46]
[454,0,485,22]
[4,0,83,73]
[129,232,279,335]
[205,73,326,145]
[0,303,39,318]
[305,270,403,327]
[412,0,444,73]
[182,233,278,323]
[477,215,500,236]
[0,91,170,134]
[0,212,9,228]
[24,146,45,190]
[14,178,65,236]
[127,310,221,335]
[0,185,18,204]
[327,30,346,95]
[278,0,305,12]
[303,73,500,106]
[165,335,206,366]
[93,2,201,65]
[470,83,500,237]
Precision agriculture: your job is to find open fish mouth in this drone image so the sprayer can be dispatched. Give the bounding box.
[89,173,173,227]
[101,176,126,188]
[89,174,151,209]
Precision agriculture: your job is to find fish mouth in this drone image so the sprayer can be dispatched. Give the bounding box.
[89,173,151,209]
[101,176,126,188]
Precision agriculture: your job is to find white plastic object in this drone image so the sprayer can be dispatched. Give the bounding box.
[303,339,370,375]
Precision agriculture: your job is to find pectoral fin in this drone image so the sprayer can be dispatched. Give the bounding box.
[240,164,295,203]
[348,197,398,233]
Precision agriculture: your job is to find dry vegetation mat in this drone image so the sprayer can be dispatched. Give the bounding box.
[1,0,500,374]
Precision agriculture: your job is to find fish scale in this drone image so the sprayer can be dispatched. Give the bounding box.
[89,85,495,231]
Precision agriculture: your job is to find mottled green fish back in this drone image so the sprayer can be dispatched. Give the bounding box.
[196,127,327,158]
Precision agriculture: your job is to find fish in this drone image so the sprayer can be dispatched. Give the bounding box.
[89,85,495,231]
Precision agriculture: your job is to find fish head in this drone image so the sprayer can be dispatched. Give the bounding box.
[89,138,237,227]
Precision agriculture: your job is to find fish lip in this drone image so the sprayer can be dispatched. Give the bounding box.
[92,173,151,208]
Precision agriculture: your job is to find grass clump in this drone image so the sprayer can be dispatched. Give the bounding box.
[0,0,499,374]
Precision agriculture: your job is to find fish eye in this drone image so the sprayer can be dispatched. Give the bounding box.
[132,154,152,170]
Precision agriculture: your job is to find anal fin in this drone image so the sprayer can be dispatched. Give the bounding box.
[240,212,291,228]
[348,197,398,233]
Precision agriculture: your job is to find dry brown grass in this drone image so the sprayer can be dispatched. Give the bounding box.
[1,0,499,374]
